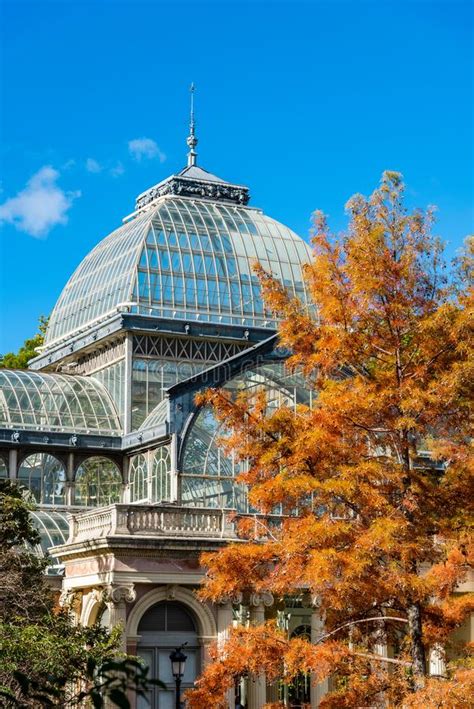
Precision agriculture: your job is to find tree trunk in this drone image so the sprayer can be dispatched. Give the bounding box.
[407,602,426,688]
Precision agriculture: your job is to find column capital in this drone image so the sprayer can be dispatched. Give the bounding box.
[101,583,136,605]
[249,592,274,608]
[59,588,82,613]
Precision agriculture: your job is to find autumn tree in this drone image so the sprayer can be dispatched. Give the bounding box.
[186,172,473,708]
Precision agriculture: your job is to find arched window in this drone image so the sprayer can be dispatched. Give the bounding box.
[150,446,171,502]
[18,453,66,505]
[137,601,199,709]
[129,454,148,502]
[75,457,122,507]
[180,361,310,512]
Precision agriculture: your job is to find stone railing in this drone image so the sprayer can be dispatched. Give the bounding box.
[68,504,237,543]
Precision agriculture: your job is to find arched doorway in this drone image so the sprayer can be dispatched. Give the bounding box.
[137,601,199,708]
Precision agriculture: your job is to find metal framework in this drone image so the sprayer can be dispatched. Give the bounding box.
[133,335,247,362]
[0,369,121,435]
[45,196,311,347]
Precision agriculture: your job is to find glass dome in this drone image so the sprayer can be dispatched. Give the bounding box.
[45,196,312,345]
[0,369,121,435]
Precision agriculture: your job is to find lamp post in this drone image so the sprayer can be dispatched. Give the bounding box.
[169,644,187,709]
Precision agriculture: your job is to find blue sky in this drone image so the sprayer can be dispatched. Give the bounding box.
[0,0,472,353]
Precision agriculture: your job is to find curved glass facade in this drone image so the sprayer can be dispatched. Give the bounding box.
[45,211,152,344]
[0,369,121,435]
[45,198,312,345]
[30,509,69,573]
[181,362,310,510]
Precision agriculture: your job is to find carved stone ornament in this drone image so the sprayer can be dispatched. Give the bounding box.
[59,589,82,613]
[249,592,274,608]
[136,175,250,210]
[165,584,177,600]
[101,584,136,605]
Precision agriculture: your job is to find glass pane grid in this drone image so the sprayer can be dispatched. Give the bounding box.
[44,196,312,346]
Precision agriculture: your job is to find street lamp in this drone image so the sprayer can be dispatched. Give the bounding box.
[169,644,187,709]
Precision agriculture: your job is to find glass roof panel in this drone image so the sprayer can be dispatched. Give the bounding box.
[44,196,312,347]
[0,370,121,435]
[139,399,169,430]
[45,211,152,344]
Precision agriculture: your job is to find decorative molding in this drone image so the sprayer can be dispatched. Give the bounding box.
[59,589,82,616]
[102,583,136,605]
[249,592,274,607]
[136,176,250,210]
[127,585,217,639]
[164,584,178,600]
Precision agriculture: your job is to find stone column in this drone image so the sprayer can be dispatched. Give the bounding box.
[8,448,17,480]
[217,602,235,709]
[247,594,273,709]
[101,584,136,653]
[373,620,388,662]
[429,644,446,677]
[170,433,179,503]
[122,457,130,503]
[311,606,328,708]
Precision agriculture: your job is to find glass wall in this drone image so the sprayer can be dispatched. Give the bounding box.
[0,458,7,479]
[180,362,310,511]
[75,457,122,506]
[129,446,171,503]
[91,360,125,425]
[18,453,66,506]
[132,358,207,429]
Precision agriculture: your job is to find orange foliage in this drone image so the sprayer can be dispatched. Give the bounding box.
[186,173,473,708]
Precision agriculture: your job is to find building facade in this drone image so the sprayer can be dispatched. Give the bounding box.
[2,133,471,707]
[0,133,332,708]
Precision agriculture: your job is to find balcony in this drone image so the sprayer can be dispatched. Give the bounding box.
[67,503,237,544]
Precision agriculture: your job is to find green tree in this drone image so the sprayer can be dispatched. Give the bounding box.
[0,480,164,707]
[0,316,48,369]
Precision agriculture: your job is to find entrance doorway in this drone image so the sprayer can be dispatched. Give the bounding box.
[137,601,199,708]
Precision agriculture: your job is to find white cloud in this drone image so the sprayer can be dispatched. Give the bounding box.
[86,158,102,173]
[110,161,125,177]
[0,166,80,238]
[128,137,166,163]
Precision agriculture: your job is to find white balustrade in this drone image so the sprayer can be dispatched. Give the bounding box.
[68,504,237,543]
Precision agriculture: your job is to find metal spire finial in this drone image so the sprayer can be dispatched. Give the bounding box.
[186,83,198,167]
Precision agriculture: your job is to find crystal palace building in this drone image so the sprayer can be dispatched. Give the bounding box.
[0,117,328,708]
[1,120,468,708]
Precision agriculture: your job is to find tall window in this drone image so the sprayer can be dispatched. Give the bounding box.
[129,454,148,503]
